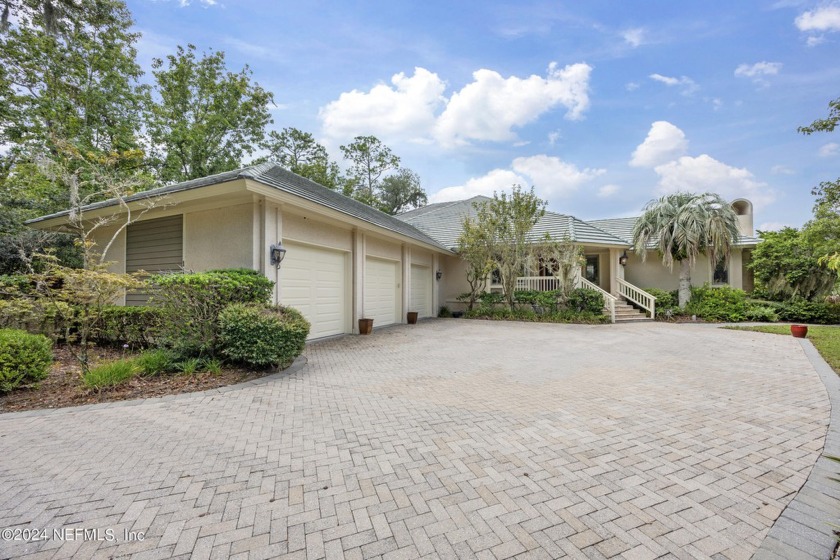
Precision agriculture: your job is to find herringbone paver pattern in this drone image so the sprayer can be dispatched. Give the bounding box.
[0,321,829,559]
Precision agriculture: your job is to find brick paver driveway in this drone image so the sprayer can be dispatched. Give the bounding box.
[0,321,830,559]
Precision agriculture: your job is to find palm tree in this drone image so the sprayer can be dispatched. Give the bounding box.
[632,192,741,308]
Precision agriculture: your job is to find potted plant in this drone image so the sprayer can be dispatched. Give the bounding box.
[791,324,808,338]
[407,311,418,324]
[358,318,373,335]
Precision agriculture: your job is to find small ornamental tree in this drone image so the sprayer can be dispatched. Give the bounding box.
[476,186,546,309]
[536,235,584,302]
[456,212,494,311]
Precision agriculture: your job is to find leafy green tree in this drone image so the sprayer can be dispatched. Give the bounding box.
[264,127,343,190]
[456,210,495,311]
[749,227,835,301]
[145,44,274,183]
[476,186,546,309]
[377,168,427,215]
[0,0,145,272]
[632,192,740,308]
[340,135,400,205]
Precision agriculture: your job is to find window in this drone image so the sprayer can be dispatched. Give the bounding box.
[713,259,728,284]
[584,255,599,284]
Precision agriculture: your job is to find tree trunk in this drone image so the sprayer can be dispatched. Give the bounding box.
[678,259,691,308]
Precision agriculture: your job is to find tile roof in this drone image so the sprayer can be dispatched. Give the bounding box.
[27,163,452,252]
[396,197,630,249]
[589,216,760,247]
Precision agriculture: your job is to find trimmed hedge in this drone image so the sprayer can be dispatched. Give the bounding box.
[93,306,162,349]
[151,268,274,357]
[465,307,609,324]
[567,288,604,314]
[218,304,310,368]
[685,285,748,322]
[0,328,53,392]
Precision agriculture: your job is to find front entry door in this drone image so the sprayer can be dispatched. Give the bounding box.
[584,255,599,286]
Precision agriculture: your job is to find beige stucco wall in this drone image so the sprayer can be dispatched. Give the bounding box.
[282,212,353,252]
[439,254,471,310]
[623,249,747,291]
[90,225,126,275]
[183,204,253,271]
[365,235,402,261]
[410,248,433,267]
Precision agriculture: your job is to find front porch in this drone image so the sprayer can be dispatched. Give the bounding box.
[488,247,658,323]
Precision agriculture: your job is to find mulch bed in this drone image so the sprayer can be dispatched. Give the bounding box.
[0,345,274,414]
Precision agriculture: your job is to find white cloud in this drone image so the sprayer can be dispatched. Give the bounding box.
[320,63,592,148]
[622,28,645,47]
[758,222,790,232]
[597,184,620,198]
[319,68,446,142]
[511,155,605,198]
[547,130,561,145]
[176,0,218,6]
[795,4,840,32]
[649,73,698,95]
[430,169,527,203]
[771,164,795,175]
[819,142,840,156]
[434,63,592,146]
[429,155,604,203]
[625,82,640,91]
[734,61,783,86]
[807,35,827,46]
[630,121,689,168]
[653,154,775,208]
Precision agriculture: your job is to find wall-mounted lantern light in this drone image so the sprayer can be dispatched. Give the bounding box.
[618,251,628,266]
[436,269,443,281]
[270,242,287,267]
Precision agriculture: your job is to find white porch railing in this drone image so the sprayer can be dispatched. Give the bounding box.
[617,278,657,319]
[576,276,617,324]
[514,276,563,291]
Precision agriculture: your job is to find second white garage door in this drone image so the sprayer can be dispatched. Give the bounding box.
[280,242,347,339]
[364,257,398,327]
[410,265,432,318]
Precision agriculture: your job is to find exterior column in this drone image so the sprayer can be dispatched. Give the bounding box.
[401,245,411,323]
[608,248,619,296]
[353,230,365,333]
[432,253,440,316]
[262,201,283,305]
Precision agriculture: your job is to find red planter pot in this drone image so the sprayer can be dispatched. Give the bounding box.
[791,324,808,338]
[359,318,373,335]
[407,312,418,324]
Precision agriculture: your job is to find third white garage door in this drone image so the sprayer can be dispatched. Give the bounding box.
[280,242,347,339]
[410,264,432,318]
[364,257,398,327]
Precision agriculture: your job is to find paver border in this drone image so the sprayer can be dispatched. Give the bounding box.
[0,355,308,419]
[754,338,840,560]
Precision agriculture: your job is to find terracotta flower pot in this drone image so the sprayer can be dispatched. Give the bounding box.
[407,312,418,324]
[359,318,373,335]
[791,324,808,338]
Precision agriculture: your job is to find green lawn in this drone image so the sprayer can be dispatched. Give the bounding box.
[726,325,840,372]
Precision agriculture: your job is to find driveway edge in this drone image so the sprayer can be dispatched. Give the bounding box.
[0,355,308,419]
[753,339,840,560]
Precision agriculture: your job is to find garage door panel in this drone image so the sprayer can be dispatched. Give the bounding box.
[280,243,347,339]
[364,258,398,327]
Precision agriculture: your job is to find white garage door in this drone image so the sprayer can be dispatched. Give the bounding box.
[364,257,398,327]
[280,243,347,339]
[410,265,432,318]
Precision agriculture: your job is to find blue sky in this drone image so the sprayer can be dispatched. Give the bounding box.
[130,0,840,229]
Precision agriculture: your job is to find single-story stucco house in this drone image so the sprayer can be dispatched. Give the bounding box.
[29,162,759,336]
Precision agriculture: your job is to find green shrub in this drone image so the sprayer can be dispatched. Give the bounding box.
[0,328,53,392]
[134,348,178,376]
[477,292,505,305]
[775,300,840,324]
[152,268,274,357]
[685,285,748,322]
[0,275,35,299]
[93,306,162,349]
[83,359,139,390]
[438,306,452,318]
[0,298,75,340]
[464,306,608,324]
[218,304,310,368]
[566,288,604,314]
[744,303,779,322]
[645,288,678,316]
